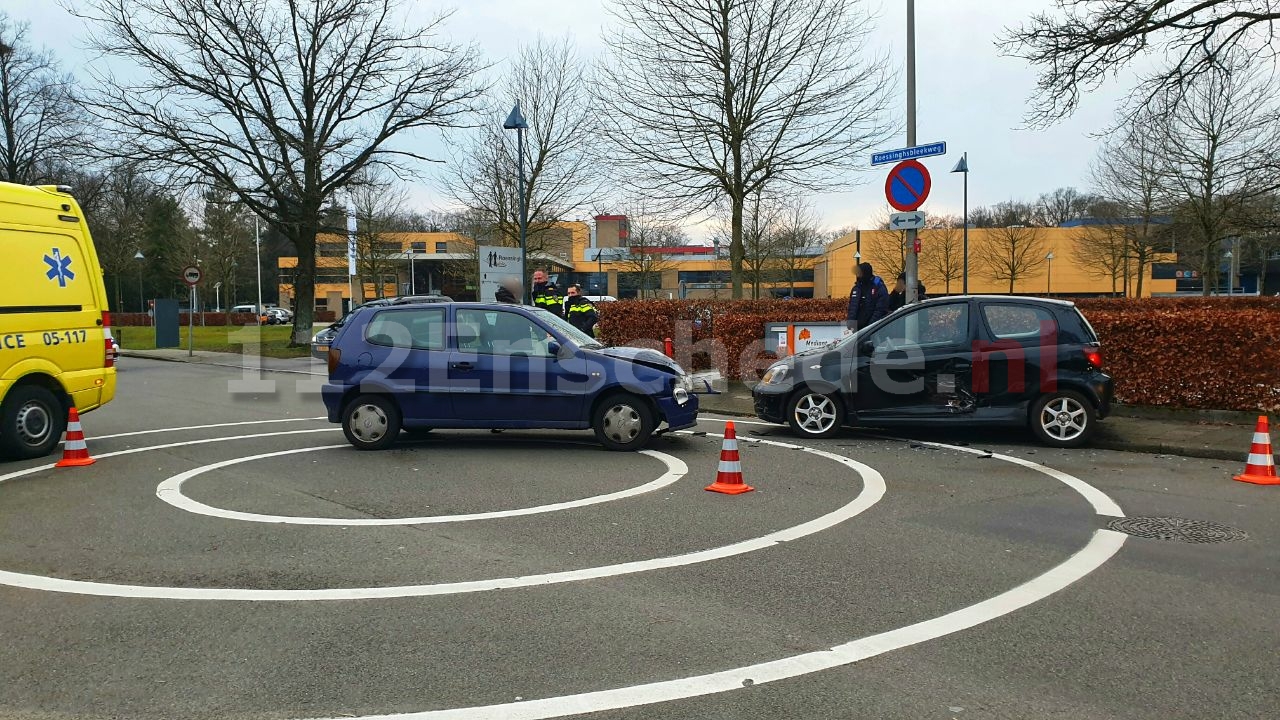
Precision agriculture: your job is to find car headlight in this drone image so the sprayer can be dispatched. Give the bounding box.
[761,364,789,384]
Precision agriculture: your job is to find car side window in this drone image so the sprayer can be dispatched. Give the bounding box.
[870,303,969,351]
[365,308,445,350]
[456,309,551,356]
[982,304,1057,346]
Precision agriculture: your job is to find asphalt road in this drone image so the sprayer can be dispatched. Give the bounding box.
[0,358,1276,720]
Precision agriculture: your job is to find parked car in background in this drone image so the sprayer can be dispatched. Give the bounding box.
[321,301,698,451]
[752,296,1113,448]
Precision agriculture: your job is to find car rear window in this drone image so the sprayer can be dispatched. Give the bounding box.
[365,307,445,350]
[982,304,1057,344]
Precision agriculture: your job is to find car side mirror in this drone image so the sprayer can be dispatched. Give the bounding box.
[858,340,874,356]
[547,341,562,358]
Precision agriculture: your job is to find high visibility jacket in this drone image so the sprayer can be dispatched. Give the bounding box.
[532,282,563,317]
[563,295,598,335]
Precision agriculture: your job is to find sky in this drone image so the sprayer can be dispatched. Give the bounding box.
[11,0,1130,241]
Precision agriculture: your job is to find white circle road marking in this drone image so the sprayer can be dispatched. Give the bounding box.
[156,446,689,525]
[92,416,329,441]
[0,427,342,487]
[294,437,1128,720]
[0,432,886,600]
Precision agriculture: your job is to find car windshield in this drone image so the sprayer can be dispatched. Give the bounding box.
[532,307,603,348]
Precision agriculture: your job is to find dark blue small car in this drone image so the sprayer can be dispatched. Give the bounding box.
[321,302,699,451]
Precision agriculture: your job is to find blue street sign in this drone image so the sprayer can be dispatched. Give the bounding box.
[871,141,946,166]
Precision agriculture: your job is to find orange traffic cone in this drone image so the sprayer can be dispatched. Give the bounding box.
[56,407,95,468]
[1234,416,1277,485]
[705,421,754,495]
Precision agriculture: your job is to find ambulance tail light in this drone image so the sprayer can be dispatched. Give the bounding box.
[102,311,115,369]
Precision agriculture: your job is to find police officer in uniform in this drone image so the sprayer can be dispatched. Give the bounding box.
[562,284,598,336]
[530,269,563,318]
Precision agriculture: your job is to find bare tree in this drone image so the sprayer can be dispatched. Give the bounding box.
[614,205,685,299]
[92,163,155,312]
[1070,223,1129,296]
[596,0,893,298]
[1090,123,1173,297]
[76,0,482,342]
[969,200,1040,228]
[919,214,965,294]
[1150,58,1280,294]
[1001,1,1280,125]
[772,199,824,297]
[0,12,84,183]
[443,37,599,260]
[974,225,1050,294]
[348,171,410,301]
[1034,187,1099,227]
[713,192,786,299]
[864,211,907,284]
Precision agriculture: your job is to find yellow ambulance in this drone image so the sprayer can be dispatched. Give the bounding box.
[0,182,116,459]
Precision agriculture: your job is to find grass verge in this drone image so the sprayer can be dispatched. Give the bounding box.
[114,325,312,359]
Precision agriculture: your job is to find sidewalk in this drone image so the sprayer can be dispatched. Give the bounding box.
[121,349,1266,463]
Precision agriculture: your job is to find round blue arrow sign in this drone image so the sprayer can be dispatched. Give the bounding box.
[885,159,931,212]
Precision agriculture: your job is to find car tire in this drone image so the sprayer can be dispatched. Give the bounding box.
[0,385,67,460]
[592,393,655,451]
[1030,390,1096,448]
[785,387,844,439]
[341,395,401,451]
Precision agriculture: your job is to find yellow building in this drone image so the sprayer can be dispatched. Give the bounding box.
[280,218,1174,314]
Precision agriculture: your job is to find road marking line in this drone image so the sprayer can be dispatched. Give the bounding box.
[0,428,341,486]
[92,417,329,441]
[895,439,1125,517]
[0,433,885,600]
[299,531,1126,720]
[156,447,689,525]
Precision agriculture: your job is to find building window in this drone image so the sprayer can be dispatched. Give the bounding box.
[435,241,449,253]
[678,270,732,285]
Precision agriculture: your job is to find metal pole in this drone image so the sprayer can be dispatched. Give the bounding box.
[518,126,528,304]
[410,251,416,295]
[188,285,195,357]
[255,217,264,326]
[962,152,969,294]
[903,0,920,305]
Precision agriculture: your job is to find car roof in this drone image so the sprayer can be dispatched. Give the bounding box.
[919,295,1077,308]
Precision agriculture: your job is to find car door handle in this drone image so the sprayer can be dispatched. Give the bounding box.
[954,362,972,370]
[450,362,474,371]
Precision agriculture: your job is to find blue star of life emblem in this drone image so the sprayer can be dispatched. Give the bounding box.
[44,248,76,287]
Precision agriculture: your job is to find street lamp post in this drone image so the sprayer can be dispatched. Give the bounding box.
[951,153,970,294]
[213,281,222,312]
[255,217,264,326]
[134,251,145,314]
[503,102,530,304]
[1046,252,1055,295]
[406,248,416,295]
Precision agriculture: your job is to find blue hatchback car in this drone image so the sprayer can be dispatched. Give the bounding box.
[321,302,700,451]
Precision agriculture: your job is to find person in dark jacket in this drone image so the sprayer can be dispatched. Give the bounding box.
[562,284,598,336]
[494,278,520,304]
[845,262,890,330]
[531,269,563,317]
[888,272,927,312]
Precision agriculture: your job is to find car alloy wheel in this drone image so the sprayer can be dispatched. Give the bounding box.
[1031,391,1095,448]
[786,390,842,439]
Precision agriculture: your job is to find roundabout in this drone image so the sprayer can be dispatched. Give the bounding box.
[0,406,1139,720]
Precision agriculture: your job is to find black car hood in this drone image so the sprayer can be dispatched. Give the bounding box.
[592,346,682,374]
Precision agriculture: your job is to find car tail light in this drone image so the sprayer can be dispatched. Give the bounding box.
[328,347,341,375]
[1083,345,1103,371]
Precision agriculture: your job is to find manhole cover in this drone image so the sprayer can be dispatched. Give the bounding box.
[1107,517,1248,544]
